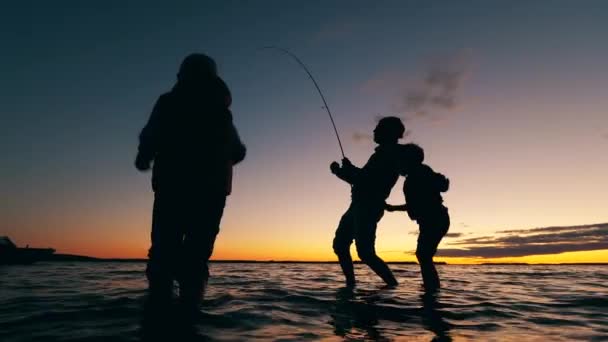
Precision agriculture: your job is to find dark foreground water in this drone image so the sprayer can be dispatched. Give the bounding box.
[1,262,607,341]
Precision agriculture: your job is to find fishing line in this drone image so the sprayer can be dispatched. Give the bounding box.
[261,46,346,158]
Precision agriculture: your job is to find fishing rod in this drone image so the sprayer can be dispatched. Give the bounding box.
[261,46,346,159]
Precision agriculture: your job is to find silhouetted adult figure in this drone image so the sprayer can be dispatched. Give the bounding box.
[330,117,405,288]
[135,54,246,312]
[386,143,450,292]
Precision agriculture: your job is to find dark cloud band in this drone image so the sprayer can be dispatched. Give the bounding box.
[438,223,608,258]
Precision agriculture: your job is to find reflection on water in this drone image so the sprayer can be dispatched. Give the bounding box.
[331,287,383,340]
[140,299,209,342]
[421,292,452,342]
[0,262,607,341]
[329,287,453,341]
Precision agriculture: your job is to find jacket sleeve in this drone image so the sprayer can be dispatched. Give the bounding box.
[227,113,246,164]
[334,163,361,184]
[434,172,450,192]
[137,96,164,164]
[215,77,245,165]
[229,123,247,165]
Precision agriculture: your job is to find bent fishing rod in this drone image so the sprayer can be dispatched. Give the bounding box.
[261,46,346,159]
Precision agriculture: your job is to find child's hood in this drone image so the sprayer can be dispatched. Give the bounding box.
[418,164,450,192]
[434,171,450,192]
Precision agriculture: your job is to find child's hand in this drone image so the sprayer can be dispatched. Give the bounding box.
[342,158,353,168]
[330,161,340,174]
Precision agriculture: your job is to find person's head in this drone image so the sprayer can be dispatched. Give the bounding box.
[398,143,424,175]
[373,116,405,145]
[177,53,218,84]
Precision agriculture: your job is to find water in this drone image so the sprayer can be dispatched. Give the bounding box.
[1,262,607,341]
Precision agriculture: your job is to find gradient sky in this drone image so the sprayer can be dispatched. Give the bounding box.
[2,1,607,263]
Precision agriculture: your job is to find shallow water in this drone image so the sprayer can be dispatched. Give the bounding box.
[1,262,607,341]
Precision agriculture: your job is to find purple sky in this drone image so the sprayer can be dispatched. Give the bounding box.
[1,1,607,260]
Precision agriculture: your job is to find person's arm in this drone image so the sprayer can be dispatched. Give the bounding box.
[228,117,246,165]
[216,78,246,165]
[330,158,361,184]
[135,96,164,171]
[435,173,450,192]
[385,203,407,212]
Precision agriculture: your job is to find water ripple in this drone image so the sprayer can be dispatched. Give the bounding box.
[1,263,607,341]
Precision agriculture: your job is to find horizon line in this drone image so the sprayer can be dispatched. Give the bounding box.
[43,254,608,265]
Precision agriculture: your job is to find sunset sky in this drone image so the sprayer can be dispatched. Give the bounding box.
[2,1,607,263]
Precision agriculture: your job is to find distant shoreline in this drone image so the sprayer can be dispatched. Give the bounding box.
[28,254,608,265]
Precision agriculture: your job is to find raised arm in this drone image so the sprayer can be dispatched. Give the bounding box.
[330,158,361,184]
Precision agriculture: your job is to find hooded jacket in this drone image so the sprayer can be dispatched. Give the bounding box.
[137,76,246,194]
[403,164,449,220]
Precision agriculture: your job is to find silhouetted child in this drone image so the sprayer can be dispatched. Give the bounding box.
[135,54,246,313]
[386,143,450,292]
[330,116,405,288]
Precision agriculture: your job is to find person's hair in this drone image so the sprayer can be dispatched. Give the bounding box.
[377,116,405,140]
[401,143,424,165]
[177,53,217,82]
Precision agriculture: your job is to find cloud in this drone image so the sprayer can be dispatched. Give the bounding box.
[445,232,464,238]
[351,124,410,144]
[360,71,402,95]
[360,50,472,125]
[398,51,472,121]
[352,132,373,143]
[407,231,463,238]
[496,223,600,234]
[437,223,608,258]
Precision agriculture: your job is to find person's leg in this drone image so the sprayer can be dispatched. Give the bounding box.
[354,205,397,286]
[416,209,450,292]
[179,195,226,309]
[333,206,356,287]
[146,193,183,303]
[416,232,440,291]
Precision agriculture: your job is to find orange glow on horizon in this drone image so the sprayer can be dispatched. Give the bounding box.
[7,192,607,264]
[47,241,608,264]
